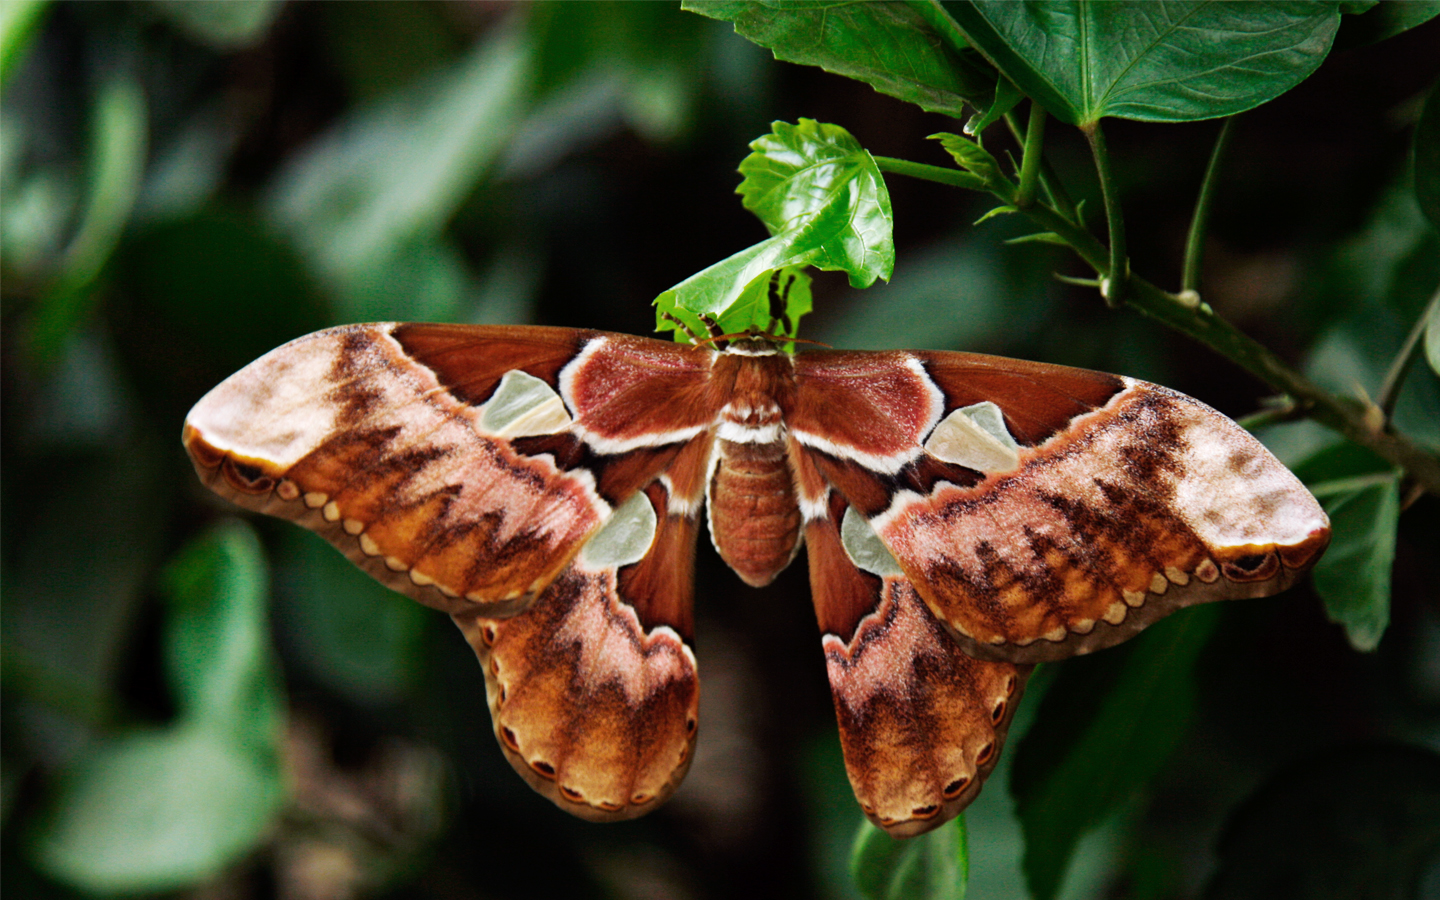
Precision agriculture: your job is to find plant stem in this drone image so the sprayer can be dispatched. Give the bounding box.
[1004,111,1077,220]
[1083,121,1127,304]
[1377,283,1440,418]
[1181,117,1235,296]
[1016,100,1046,209]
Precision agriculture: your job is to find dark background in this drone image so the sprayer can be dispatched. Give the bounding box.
[4,3,1439,899]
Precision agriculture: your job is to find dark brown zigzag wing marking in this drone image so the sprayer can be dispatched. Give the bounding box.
[873,376,1330,664]
[183,323,726,618]
[804,495,1029,837]
[184,324,623,616]
[450,480,700,821]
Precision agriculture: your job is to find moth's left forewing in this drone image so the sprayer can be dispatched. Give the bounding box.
[184,323,620,617]
[184,324,719,618]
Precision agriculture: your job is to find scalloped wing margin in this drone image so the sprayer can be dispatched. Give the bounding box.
[804,493,1029,837]
[183,323,720,618]
[874,372,1331,664]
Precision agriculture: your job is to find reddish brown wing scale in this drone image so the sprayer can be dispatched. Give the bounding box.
[184,323,1329,837]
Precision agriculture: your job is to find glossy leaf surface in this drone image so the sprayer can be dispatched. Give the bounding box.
[655,119,892,339]
[685,0,994,117]
[944,0,1344,124]
[1299,444,1401,653]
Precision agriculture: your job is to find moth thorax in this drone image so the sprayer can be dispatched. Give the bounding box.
[708,435,802,588]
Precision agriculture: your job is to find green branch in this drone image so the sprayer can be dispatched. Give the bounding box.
[874,154,1440,495]
[1004,110,1077,220]
[1377,284,1440,419]
[1016,100,1047,209]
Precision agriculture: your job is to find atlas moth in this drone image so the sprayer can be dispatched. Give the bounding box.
[182,319,1329,837]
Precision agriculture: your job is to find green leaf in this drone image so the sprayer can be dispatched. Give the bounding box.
[965,74,1023,135]
[28,724,285,895]
[1415,85,1440,234]
[161,520,282,740]
[944,0,1344,125]
[274,527,429,705]
[738,119,895,268]
[1294,442,1399,652]
[1011,605,1219,900]
[1207,744,1440,900]
[1300,464,1398,655]
[25,522,287,893]
[973,204,1016,224]
[655,120,892,339]
[266,22,530,287]
[852,817,968,900]
[27,75,148,363]
[929,132,1011,191]
[1312,473,1399,651]
[149,0,283,49]
[685,0,995,118]
[1335,0,1440,48]
[0,0,48,87]
[655,264,814,342]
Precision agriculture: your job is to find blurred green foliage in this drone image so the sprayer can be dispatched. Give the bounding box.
[3,2,1439,899]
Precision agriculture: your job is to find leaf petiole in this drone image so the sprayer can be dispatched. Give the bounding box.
[1015,100,1046,209]
[1082,121,1128,307]
[1181,118,1236,296]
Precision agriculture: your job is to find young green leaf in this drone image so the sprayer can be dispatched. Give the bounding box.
[965,75,1023,135]
[656,120,892,339]
[929,132,1012,192]
[1010,605,1219,900]
[852,816,968,900]
[738,119,895,269]
[945,0,1345,125]
[684,0,995,118]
